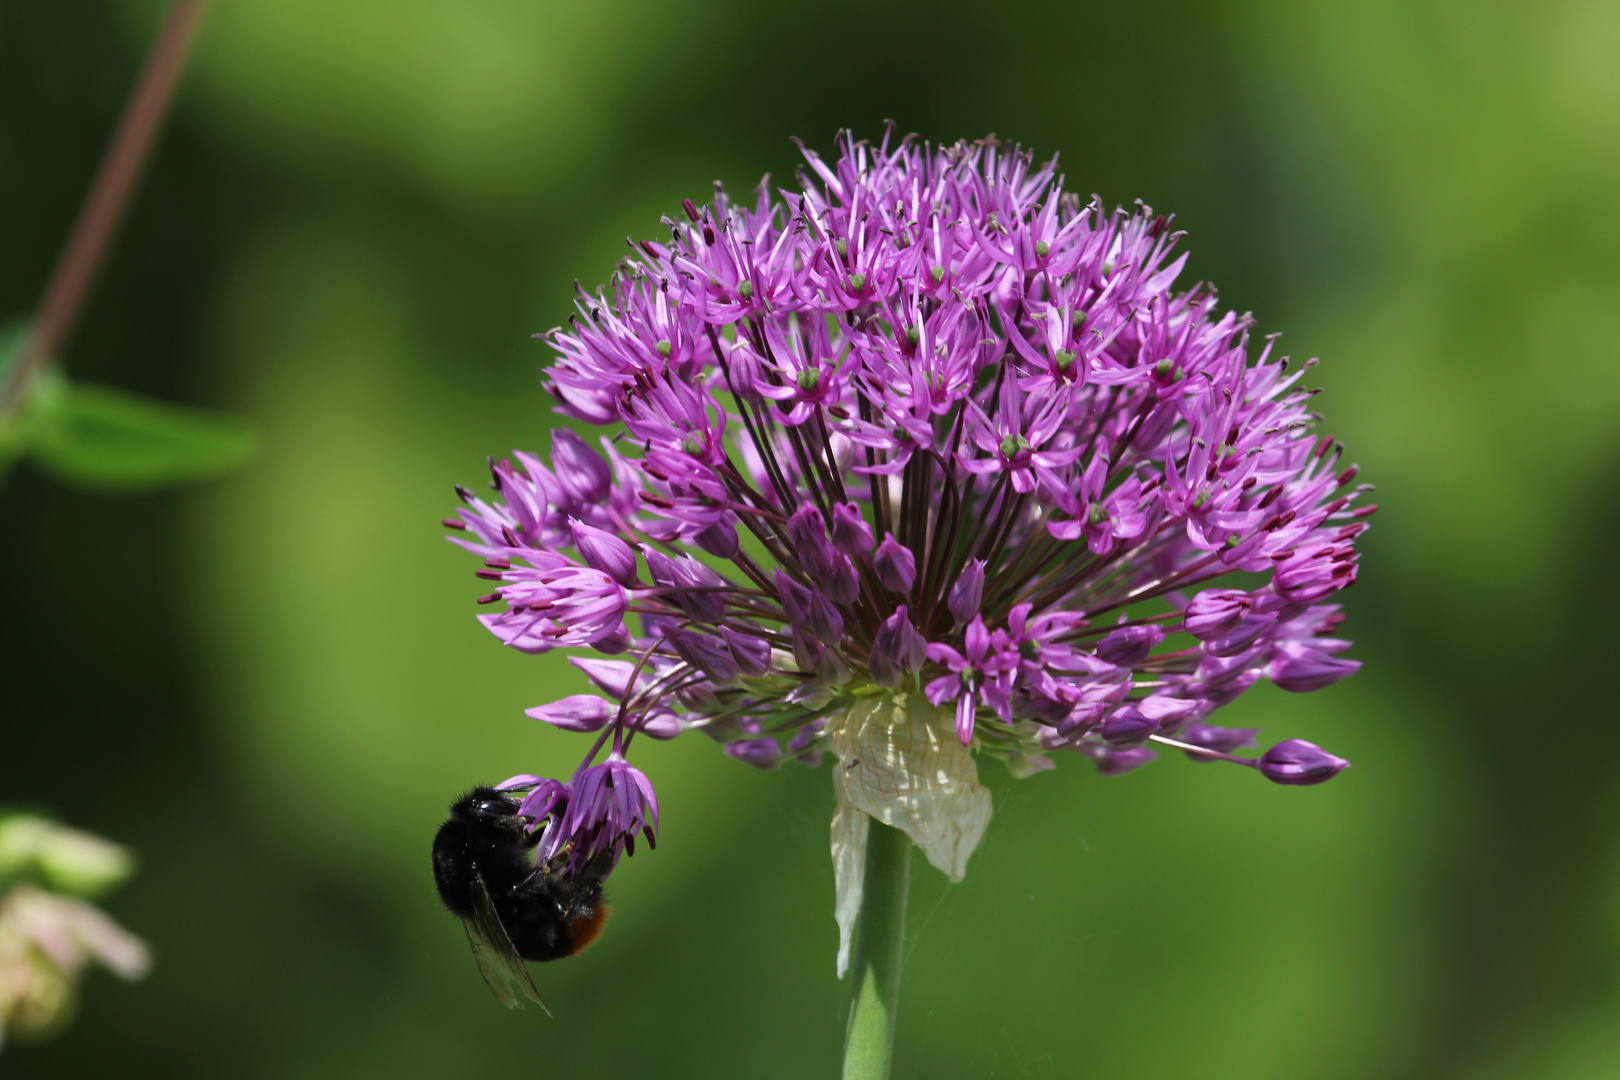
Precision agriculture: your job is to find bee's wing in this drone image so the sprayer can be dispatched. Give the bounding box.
[464,871,550,1015]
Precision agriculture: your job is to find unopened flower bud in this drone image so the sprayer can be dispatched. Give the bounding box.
[786,505,837,576]
[874,534,916,593]
[1268,642,1362,693]
[665,628,741,685]
[824,553,861,604]
[1096,624,1164,666]
[1258,739,1350,785]
[1136,695,1208,735]
[1099,706,1157,747]
[722,626,773,677]
[830,502,874,556]
[1057,701,1110,737]
[1091,745,1157,776]
[525,695,616,733]
[791,627,826,673]
[645,548,726,623]
[571,520,638,585]
[1202,612,1278,658]
[775,569,814,628]
[637,707,684,740]
[551,428,611,505]
[693,520,740,558]
[808,588,845,641]
[594,625,632,655]
[947,559,985,624]
[869,606,927,687]
[725,738,783,770]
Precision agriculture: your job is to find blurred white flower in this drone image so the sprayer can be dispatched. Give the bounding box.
[0,816,149,1051]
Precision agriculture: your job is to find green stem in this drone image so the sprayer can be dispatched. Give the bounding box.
[841,821,911,1080]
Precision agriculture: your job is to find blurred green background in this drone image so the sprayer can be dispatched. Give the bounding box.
[3,0,1619,1076]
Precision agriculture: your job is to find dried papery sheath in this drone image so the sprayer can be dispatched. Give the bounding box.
[446,130,1368,950]
[829,691,992,974]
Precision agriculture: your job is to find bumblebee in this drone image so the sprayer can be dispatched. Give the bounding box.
[431,787,608,1011]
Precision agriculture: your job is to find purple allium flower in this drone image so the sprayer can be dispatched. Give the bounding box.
[447,131,1370,936]
[527,751,660,875]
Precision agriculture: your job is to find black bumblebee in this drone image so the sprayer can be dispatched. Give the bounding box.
[431,787,608,1012]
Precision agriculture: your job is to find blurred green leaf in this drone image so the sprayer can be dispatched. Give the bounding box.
[22,370,257,492]
[1,318,258,491]
[0,812,137,898]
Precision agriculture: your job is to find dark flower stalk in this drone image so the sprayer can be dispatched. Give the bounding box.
[445,130,1368,1070]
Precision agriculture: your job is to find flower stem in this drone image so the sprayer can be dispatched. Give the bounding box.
[841,820,911,1080]
[0,0,213,423]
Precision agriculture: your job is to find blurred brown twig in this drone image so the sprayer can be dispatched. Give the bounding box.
[0,0,212,423]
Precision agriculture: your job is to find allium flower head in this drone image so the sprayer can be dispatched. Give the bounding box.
[446,131,1371,969]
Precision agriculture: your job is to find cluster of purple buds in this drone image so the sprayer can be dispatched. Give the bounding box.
[444,131,1366,915]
